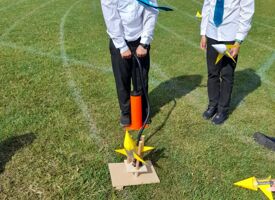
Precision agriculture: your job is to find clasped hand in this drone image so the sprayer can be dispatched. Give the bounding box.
[200,36,240,58]
[121,45,147,59]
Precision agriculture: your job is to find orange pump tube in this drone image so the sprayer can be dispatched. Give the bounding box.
[126,94,142,131]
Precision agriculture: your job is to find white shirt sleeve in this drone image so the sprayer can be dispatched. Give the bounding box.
[101,0,129,53]
[235,0,255,41]
[200,0,211,36]
[140,0,159,45]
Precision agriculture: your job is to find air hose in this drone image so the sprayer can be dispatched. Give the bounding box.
[133,54,151,145]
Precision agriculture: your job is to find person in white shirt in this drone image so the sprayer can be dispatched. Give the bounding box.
[101,0,158,126]
[200,0,254,124]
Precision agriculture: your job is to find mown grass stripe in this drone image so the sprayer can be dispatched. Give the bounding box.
[0,0,57,38]
[0,0,29,12]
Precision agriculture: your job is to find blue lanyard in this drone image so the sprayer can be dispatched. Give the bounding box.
[136,0,173,11]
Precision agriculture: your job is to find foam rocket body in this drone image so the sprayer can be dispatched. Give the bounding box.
[212,44,237,64]
[234,176,275,200]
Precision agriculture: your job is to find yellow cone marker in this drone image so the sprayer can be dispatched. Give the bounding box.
[196,11,202,19]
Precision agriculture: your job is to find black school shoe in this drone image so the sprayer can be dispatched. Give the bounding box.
[212,112,228,125]
[202,106,217,120]
[120,114,131,127]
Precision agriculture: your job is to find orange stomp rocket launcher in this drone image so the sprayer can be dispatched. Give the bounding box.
[108,54,160,190]
[125,54,150,133]
[126,91,143,131]
[234,176,275,200]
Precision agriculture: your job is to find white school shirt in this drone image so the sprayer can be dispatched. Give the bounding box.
[101,0,159,53]
[200,0,255,41]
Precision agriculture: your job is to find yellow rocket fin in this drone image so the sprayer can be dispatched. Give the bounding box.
[142,146,155,152]
[226,44,238,49]
[225,51,237,63]
[258,176,272,182]
[215,53,224,65]
[196,11,202,18]
[124,130,136,151]
[258,185,274,200]
[234,177,258,191]
[133,152,146,164]
[115,149,127,156]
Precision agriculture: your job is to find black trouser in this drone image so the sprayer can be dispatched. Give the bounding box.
[206,37,238,113]
[109,38,150,119]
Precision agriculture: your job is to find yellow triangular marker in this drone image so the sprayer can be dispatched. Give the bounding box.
[258,185,274,200]
[234,177,258,191]
[196,11,202,18]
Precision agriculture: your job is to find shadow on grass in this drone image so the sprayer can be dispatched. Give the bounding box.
[146,75,202,142]
[150,75,202,118]
[0,133,36,173]
[144,147,167,168]
[231,68,261,113]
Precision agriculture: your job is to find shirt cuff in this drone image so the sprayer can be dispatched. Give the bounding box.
[140,37,151,45]
[119,45,129,54]
[200,29,206,36]
[235,33,246,42]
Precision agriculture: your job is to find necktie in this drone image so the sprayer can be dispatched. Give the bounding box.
[213,0,224,27]
[136,0,173,11]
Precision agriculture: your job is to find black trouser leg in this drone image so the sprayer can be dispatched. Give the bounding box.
[109,39,150,120]
[109,40,132,115]
[206,37,237,113]
[218,58,236,112]
[207,37,220,108]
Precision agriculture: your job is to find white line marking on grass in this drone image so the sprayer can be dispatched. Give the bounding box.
[157,22,199,49]
[162,0,197,19]
[256,51,275,79]
[0,0,56,38]
[192,0,203,6]
[0,0,28,12]
[256,51,275,86]
[254,21,275,30]
[246,38,275,51]
[0,41,112,73]
[60,0,102,143]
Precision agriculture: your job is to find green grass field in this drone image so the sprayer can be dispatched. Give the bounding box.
[1,0,275,199]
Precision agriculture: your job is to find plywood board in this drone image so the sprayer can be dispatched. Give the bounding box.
[108,161,160,190]
[124,160,148,173]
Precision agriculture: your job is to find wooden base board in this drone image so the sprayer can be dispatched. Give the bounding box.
[124,160,148,173]
[108,161,160,190]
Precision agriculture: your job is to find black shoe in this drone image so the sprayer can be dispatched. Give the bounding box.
[212,112,228,125]
[202,106,217,120]
[120,114,131,127]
